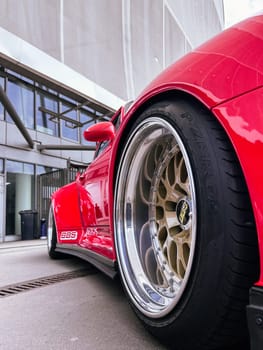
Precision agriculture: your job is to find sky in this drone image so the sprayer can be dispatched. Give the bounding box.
[224,0,263,27]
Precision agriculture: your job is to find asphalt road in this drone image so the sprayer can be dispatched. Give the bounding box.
[0,241,167,350]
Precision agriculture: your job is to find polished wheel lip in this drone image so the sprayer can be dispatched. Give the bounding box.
[114,116,197,319]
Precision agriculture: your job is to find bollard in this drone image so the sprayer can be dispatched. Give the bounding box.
[40,218,47,239]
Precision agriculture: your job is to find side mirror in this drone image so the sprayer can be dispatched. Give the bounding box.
[83,122,115,142]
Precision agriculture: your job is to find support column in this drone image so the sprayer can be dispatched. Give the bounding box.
[15,174,32,236]
[0,174,5,242]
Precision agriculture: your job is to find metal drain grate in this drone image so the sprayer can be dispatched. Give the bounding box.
[0,268,96,298]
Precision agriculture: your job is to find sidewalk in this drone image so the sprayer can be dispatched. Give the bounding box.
[0,239,47,250]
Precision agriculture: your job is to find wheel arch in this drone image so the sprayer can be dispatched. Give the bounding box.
[110,88,260,281]
[113,90,204,180]
[112,88,245,189]
[111,89,260,348]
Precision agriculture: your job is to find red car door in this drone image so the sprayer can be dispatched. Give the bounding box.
[77,142,114,259]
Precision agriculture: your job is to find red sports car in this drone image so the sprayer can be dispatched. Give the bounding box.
[47,15,263,350]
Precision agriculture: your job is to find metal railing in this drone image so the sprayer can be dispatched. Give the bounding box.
[37,168,78,222]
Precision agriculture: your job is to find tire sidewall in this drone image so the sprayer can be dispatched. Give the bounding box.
[47,206,59,258]
[116,99,230,342]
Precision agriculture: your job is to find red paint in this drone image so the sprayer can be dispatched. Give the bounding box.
[83,121,115,142]
[52,182,83,245]
[213,87,263,286]
[134,15,263,109]
[52,15,263,287]
[78,144,115,259]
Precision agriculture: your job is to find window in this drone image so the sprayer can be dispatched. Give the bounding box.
[6,79,34,129]
[95,140,110,158]
[36,91,59,136]
[6,160,34,236]
[80,110,95,145]
[6,70,33,84]
[6,160,34,175]
[61,100,79,142]
[35,82,57,94]
[0,76,4,120]
[0,159,3,173]
[112,111,121,130]
[36,165,54,175]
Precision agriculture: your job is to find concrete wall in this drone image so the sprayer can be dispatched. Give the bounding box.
[0,0,224,101]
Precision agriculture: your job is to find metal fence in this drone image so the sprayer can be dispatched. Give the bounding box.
[37,168,78,223]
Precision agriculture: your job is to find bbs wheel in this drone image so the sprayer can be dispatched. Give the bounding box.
[114,98,259,349]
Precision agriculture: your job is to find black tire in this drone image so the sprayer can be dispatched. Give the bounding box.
[114,98,259,349]
[47,205,65,259]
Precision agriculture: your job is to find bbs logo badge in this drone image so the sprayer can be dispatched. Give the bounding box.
[61,231,78,240]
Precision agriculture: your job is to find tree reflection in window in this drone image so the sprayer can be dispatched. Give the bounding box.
[36,91,59,136]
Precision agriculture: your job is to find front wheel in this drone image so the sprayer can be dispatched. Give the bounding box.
[114,99,259,349]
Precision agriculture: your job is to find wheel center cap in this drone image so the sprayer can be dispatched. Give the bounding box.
[176,199,191,227]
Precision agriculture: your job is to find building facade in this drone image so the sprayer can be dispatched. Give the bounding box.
[0,0,224,242]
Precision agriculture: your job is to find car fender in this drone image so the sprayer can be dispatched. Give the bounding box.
[110,14,263,182]
[108,15,263,284]
[213,87,263,287]
[52,182,84,244]
[135,15,263,109]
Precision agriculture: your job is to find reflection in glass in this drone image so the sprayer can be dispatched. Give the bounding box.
[61,101,79,141]
[36,91,59,136]
[7,80,34,128]
[80,110,95,146]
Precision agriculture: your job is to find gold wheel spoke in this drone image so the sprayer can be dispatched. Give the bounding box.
[173,230,191,278]
[116,116,197,317]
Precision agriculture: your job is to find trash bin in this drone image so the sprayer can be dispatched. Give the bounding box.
[19,210,38,240]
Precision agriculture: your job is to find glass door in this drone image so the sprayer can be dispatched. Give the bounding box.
[5,160,34,241]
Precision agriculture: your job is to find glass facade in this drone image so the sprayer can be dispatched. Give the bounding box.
[1,70,98,142]
[36,90,59,136]
[0,67,107,242]
[61,99,79,142]
[6,160,34,237]
[5,161,61,239]
[80,110,96,146]
[7,78,34,128]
